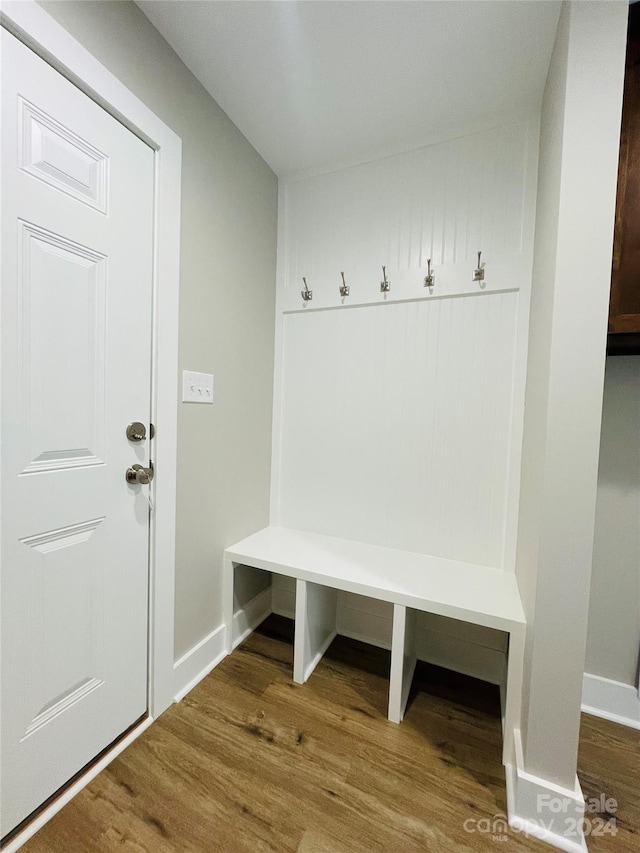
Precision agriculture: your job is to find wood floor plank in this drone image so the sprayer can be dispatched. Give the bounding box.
[19,616,639,853]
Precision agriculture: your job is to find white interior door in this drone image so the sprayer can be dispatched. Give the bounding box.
[1,30,154,837]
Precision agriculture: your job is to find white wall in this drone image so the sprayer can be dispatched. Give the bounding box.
[514,0,627,799]
[39,1,278,662]
[586,356,640,687]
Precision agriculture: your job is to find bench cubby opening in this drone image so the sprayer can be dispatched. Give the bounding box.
[228,563,274,650]
[294,579,337,683]
[224,526,525,758]
[228,566,395,688]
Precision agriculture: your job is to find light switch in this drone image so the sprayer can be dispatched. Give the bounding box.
[182,370,214,404]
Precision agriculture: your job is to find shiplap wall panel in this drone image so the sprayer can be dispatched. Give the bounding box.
[286,122,528,286]
[277,292,518,568]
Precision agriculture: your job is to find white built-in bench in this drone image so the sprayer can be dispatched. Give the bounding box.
[224,526,525,758]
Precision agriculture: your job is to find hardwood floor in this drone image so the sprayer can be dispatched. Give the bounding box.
[20,616,639,852]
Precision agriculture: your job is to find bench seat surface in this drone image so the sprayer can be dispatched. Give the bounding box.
[226,526,525,633]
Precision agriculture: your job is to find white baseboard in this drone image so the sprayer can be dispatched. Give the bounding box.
[173,624,227,703]
[232,586,273,649]
[2,716,153,853]
[581,672,640,730]
[505,729,587,853]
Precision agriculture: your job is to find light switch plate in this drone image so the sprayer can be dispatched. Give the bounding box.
[182,370,214,404]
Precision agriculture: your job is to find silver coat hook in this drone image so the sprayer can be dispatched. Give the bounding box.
[424,258,434,288]
[380,265,391,292]
[301,277,313,301]
[339,272,350,298]
[473,251,485,283]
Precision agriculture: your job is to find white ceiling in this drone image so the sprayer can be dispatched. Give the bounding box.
[136,1,561,177]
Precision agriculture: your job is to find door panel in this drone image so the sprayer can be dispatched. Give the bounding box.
[18,221,107,473]
[19,96,109,212]
[1,30,154,837]
[19,517,106,740]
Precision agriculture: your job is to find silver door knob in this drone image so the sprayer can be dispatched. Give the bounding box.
[125,463,154,485]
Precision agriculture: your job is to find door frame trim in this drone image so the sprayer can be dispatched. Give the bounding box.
[1,1,181,718]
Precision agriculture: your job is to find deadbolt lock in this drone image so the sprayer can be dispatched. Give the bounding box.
[125,463,154,485]
[126,422,147,442]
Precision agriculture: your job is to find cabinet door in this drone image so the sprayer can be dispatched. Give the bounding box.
[610,4,640,352]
